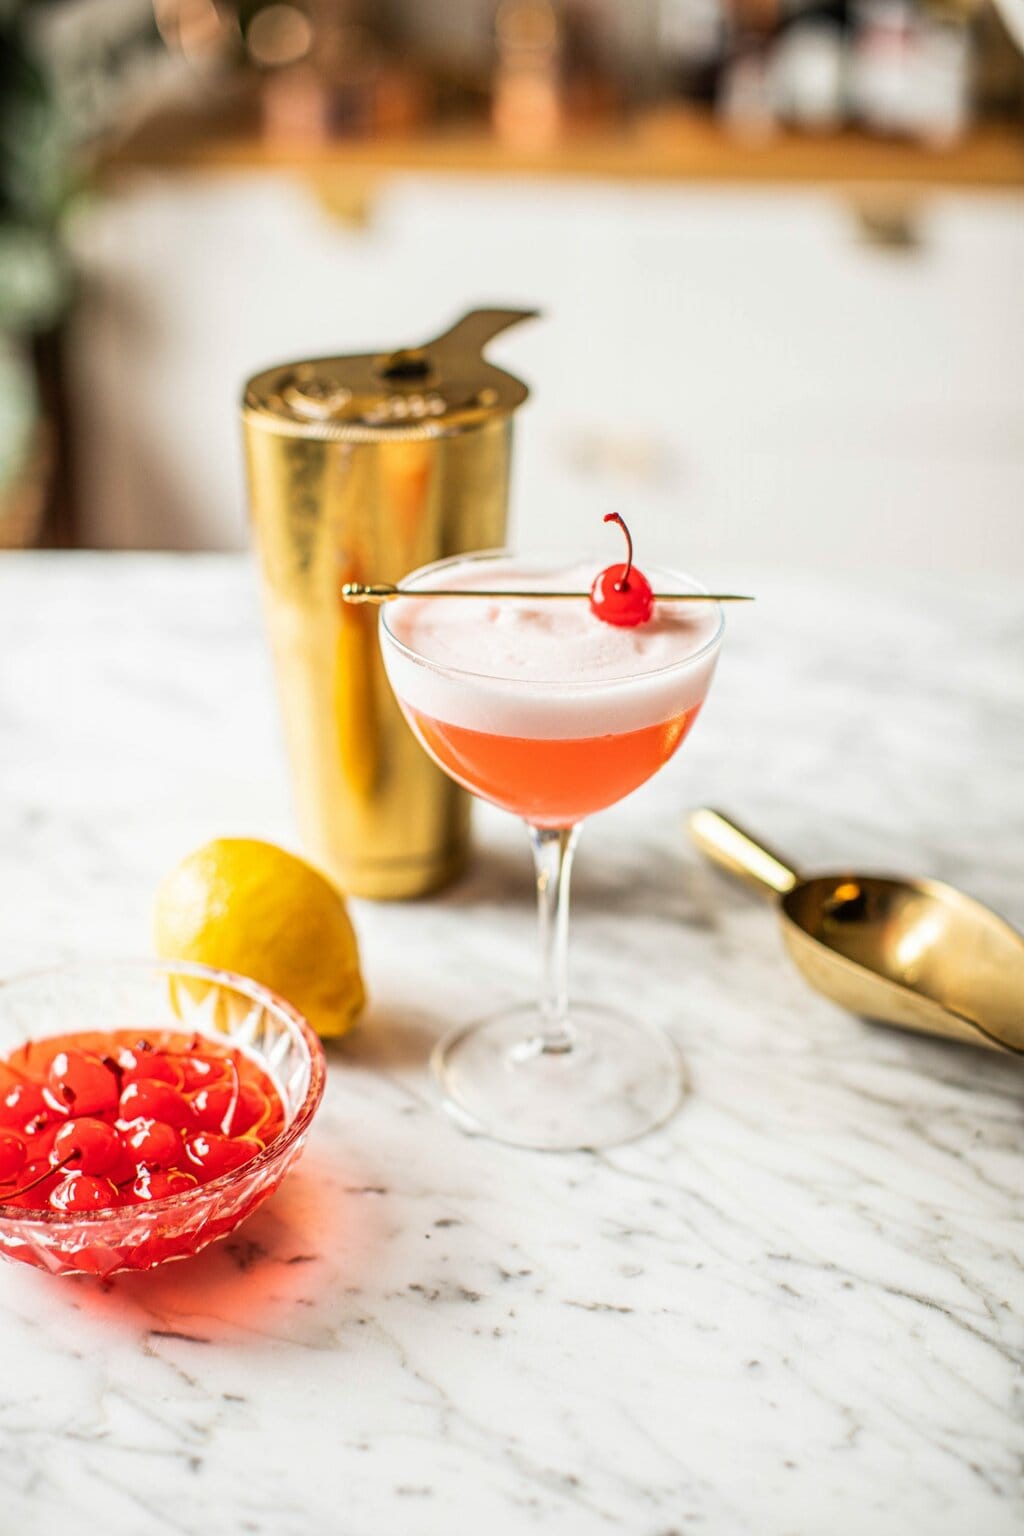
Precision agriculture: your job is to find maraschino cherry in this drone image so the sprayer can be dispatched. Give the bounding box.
[116,1044,182,1089]
[11,1158,66,1207]
[51,1117,123,1176]
[589,513,654,628]
[120,1117,184,1170]
[45,1049,119,1117]
[0,1028,284,1216]
[49,1171,118,1213]
[0,1081,49,1132]
[131,1168,198,1203]
[184,1131,263,1179]
[118,1077,192,1128]
[191,1079,270,1137]
[0,1132,26,1182]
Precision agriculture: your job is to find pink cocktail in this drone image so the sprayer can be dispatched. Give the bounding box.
[381,551,724,1150]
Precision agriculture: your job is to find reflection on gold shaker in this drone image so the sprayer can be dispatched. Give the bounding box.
[241,309,537,899]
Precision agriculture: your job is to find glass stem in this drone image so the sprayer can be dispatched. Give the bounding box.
[528,824,582,1054]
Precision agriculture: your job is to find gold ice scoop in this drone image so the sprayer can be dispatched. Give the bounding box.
[689,809,1024,1056]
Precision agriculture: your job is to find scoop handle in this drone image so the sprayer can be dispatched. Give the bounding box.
[688,809,800,897]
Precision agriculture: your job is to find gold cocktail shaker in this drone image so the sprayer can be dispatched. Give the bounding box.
[241,308,537,899]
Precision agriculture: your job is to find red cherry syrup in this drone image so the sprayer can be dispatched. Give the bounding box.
[0,1029,285,1213]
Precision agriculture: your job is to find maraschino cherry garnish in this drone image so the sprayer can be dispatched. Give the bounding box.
[589,512,654,628]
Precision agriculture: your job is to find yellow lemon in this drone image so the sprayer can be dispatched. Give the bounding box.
[154,839,365,1039]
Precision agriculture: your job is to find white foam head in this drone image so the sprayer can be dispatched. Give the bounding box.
[381,555,723,740]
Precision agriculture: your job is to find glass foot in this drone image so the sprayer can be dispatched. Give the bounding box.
[431,1002,684,1151]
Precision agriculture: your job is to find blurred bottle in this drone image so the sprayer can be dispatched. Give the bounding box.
[252,0,427,142]
[492,0,563,146]
[718,44,776,138]
[850,0,972,144]
[491,0,618,146]
[657,0,731,104]
[771,17,846,132]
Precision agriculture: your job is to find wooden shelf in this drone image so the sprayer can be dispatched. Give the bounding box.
[102,102,1024,190]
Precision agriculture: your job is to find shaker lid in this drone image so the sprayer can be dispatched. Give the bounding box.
[242,308,537,442]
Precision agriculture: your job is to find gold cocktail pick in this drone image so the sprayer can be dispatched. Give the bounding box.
[342,582,753,605]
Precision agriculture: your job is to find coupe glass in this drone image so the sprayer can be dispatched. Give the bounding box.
[380,551,724,1151]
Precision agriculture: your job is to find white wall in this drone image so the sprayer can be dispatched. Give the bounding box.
[65,173,1024,577]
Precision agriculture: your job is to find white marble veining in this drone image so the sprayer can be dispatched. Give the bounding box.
[0,553,1021,1536]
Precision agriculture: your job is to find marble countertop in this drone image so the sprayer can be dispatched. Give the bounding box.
[0,553,1020,1536]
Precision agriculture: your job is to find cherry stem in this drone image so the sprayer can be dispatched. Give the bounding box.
[604,512,633,590]
[220,1058,241,1138]
[2,1151,76,1201]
